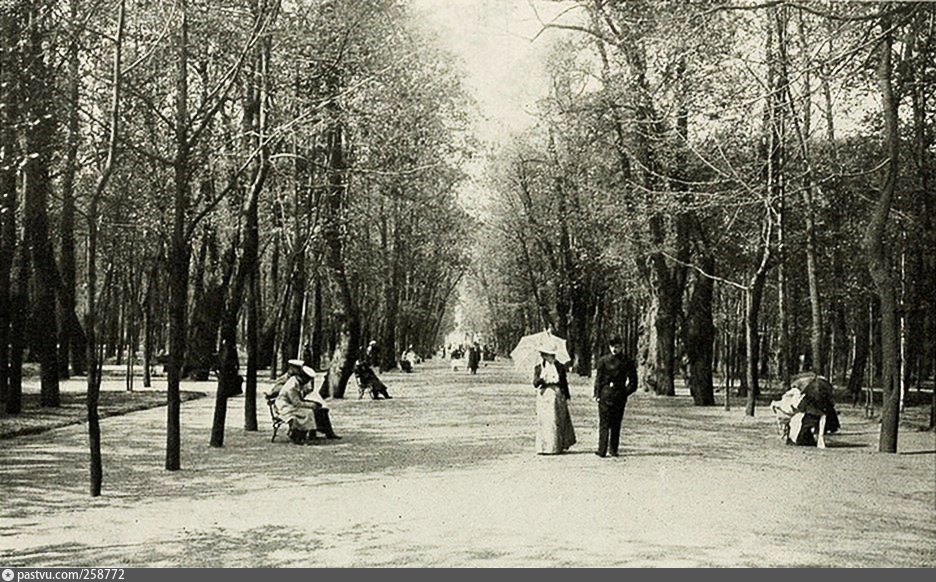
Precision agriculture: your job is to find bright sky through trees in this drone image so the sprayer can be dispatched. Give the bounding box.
[410,0,577,143]
[409,0,578,212]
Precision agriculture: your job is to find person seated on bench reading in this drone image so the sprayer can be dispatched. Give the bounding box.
[276,359,341,444]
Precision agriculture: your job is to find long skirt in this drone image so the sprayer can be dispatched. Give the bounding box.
[535,387,576,454]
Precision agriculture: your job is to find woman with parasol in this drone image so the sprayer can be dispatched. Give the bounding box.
[531,341,577,455]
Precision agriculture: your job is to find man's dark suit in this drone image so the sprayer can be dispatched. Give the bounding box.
[593,352,638,456]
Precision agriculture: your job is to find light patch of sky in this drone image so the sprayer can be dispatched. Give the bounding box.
[408,0,579,211]
[410,0,577,142]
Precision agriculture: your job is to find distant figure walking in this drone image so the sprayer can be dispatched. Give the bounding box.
[593,337,638,458]
[467,343,481,374]
[532,342,576,455]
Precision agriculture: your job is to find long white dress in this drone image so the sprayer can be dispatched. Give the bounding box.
[534,361,576,454]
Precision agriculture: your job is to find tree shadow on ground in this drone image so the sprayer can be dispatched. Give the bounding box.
[3,362,934,567]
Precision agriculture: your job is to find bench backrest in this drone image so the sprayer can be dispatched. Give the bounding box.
[264,390,281,420]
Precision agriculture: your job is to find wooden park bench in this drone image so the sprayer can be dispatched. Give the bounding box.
[264,389,288,443]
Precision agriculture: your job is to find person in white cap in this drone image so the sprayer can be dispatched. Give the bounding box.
[276,359,341,444]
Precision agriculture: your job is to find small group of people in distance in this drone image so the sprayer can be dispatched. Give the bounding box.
[532,336,637,457]
[448,342,487,374]
[531,336,839,457]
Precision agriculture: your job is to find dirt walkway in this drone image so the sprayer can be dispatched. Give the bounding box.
[1,362,933,567]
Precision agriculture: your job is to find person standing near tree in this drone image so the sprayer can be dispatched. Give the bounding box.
[593,337,638,457]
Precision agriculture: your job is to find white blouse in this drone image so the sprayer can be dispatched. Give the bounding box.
[540,360,560,384]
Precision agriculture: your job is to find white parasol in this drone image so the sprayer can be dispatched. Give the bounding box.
[509,330,571,375]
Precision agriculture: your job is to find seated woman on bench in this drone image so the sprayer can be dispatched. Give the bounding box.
[354,358,392,399]
[770,372,840,448]
[276,359,341,444]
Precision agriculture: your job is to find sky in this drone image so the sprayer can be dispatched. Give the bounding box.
[408,0,579,207]
[408,0,579,144]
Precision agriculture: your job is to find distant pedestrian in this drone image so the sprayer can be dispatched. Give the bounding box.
[467,343,481,374]
[592,337,637,458]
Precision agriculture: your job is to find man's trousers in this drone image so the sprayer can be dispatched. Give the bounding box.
[597,400,627,456]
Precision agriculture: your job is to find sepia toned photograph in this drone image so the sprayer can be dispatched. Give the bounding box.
[1,0,934,568]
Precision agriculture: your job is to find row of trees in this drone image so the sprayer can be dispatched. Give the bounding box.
[0,0,472,494]
[470,1,935,452]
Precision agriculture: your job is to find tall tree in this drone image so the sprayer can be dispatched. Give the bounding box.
[865,14,901,453]
[22,0,61,408]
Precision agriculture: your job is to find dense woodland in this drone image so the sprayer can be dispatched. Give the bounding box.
[0,0,934,497]
[0,0,472,493]
[468,1,935,452]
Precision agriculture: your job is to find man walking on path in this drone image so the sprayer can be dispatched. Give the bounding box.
[593,337,638,457]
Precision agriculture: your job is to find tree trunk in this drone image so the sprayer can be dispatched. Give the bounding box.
[776,225,791,388]
[6,249,28,414]
[22,5,60,407]
[57,0,82,380]
[570,288,592,376]
[865,23,900,452]
[380,209,403,372]
[745,270,768,417]
[638,232,680,397]
[915,25,935,430]
[773,4,791,390]
[846,302,871,405]
[281,252,305,369]
[684,259,716,406]
[831,304,848,385]
[85,0,124,495]
[310,278,323,368]
[322,64,360,399]
[245,268,258,432]
[166,0,191,471]
[142,264,156,388]
[0,9,18,406]
[788,9,824,377]
[213,22,271,447]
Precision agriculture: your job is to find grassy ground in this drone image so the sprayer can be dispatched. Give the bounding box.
[0,388,206,439]
[0,361,933,567]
